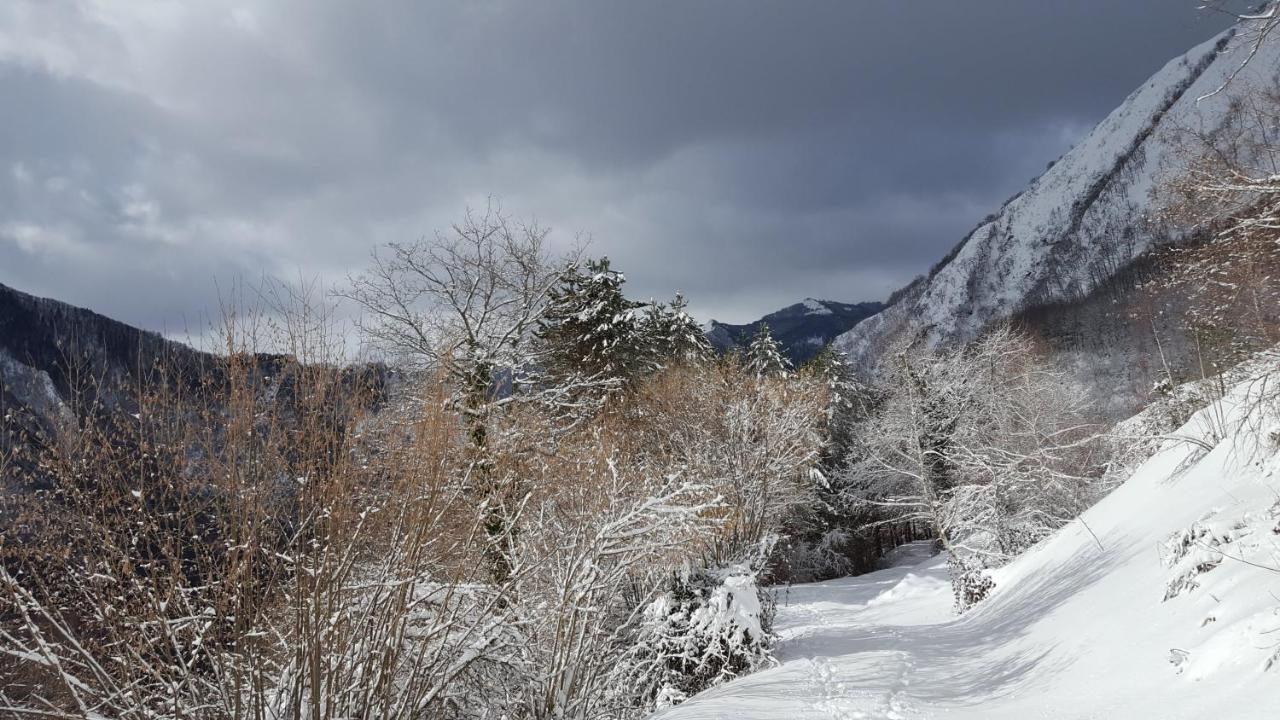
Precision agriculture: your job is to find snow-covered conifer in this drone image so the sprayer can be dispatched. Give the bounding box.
[537,256,652,385]
[641,292,713,368]
[623,566,772,712]
[743,323,791,378]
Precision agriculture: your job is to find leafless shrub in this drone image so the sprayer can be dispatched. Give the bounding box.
[843,327,1103,610]
[0,239,832,719]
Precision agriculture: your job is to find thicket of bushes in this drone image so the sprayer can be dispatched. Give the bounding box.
[0,213,830,719]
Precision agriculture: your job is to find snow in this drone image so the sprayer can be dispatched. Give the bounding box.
[835,19,1280,372]
[803,299,834,316]
[0,346,78,430]
[654,372,1280,719]
[694,568,767,645]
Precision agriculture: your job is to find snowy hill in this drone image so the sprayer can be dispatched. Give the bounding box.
[834,22,1280,372]
[655,360,1280,719]
[706,298,884,365]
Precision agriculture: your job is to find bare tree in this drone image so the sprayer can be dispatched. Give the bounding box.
[846,327,1101,610]
[1154,60,1280,405]
[1199,1,1280,100]
[342,205,579,580]
[344,204,565,393]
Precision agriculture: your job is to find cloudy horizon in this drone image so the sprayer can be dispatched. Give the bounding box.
[0,1,1233,333]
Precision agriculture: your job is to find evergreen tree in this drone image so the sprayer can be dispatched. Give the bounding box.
[642,293,712,368]
[536,257,650,384]
[803,344,856,448]
[801,343,844,388]
[743,323,791,377]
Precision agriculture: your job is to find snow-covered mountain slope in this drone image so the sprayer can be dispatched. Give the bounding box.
[655,361,1280,719]
[835,22,1279,372]
[706,298,884,365]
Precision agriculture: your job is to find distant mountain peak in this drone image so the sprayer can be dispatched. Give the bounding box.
[706,298,884,364]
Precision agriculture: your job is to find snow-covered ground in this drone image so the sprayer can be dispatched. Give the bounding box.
[656,375,1280,719]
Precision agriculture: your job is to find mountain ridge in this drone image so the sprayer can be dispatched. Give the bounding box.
[834,25,1266,377]
[705,298,885,365]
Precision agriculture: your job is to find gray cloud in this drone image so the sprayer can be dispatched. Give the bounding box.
[0,1,1231,329]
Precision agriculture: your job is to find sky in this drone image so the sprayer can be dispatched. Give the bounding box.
[0,1,1235,334]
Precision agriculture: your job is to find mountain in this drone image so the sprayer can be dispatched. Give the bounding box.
[0,282,214,488]
[834,24,1278,385]
[1,278,207,502]
[0,282,384,501]
[0,281,211,411]
[705,299,885,365]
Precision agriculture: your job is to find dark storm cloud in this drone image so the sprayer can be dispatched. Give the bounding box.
[0,1,1232,330]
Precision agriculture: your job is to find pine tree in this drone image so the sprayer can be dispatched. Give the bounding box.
[803,344,857,448]
[641,293,712,368]
[743,323,791,377]
[536,257,650,384]
[802,344,844,389]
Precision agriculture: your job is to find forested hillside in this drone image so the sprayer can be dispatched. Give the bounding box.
[705,298,884,365]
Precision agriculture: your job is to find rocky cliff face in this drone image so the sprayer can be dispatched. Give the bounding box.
[835,23,1277,373]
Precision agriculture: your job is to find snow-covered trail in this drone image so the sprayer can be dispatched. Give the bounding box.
[656,385,1280,720]
[651,547,1025,720]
